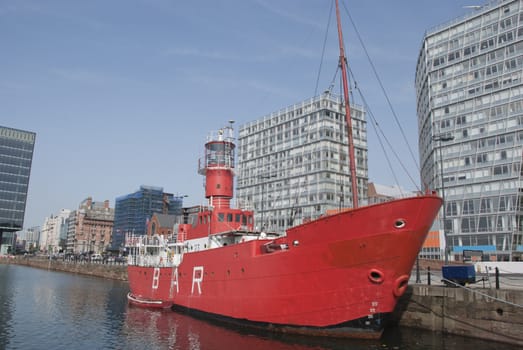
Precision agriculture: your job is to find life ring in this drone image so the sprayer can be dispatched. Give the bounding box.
[393,275,409,297]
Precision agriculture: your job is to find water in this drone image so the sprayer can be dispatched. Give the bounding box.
[0,264,518,350]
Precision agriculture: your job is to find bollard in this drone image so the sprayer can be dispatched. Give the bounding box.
[427,266,431,286]
[416,257,421,283]
[495,267,500,289]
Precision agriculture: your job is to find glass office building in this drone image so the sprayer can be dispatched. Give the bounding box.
[0,126,36,254]
[416,0,523,261]
[111,185,184,251]
[236,92,367,233]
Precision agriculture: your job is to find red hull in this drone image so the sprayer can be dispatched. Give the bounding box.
[127,195,441,338]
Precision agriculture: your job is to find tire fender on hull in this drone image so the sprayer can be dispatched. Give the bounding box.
[392,275,409,297]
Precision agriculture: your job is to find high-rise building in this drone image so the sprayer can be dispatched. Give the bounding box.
[416,0,523,261]
[66,210,77,254]
[111,185,184,251]
[39,209,71,254]
[0,126,36,254]
[236,92,367,233]
[20,226,40,253]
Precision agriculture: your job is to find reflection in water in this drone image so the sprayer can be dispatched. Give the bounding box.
[0,264,129,349]
[122,305,519,350]
[0,264,519,350]
[0,264,14,348]
[123,306,366,350]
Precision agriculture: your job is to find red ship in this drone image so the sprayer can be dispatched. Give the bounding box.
[127,0,442,339]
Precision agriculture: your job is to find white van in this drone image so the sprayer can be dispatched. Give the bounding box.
[91,254,103,262]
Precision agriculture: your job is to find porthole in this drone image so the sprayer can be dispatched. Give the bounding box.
[368,269,384,284]
[394,219,406,229]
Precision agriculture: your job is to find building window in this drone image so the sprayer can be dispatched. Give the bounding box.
[446,202,458,216]
[461,217,476,233]
[463,199,474,214]
[476,154,487,163]
[480,198,492,213]
[478,216,491,232]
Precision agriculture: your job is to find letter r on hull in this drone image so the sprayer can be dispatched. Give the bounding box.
[191,266,204,295]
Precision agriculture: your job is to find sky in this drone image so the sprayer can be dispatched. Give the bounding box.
[1,0,482,229]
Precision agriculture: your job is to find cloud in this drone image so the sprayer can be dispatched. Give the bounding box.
[0,1,104,30]
[253,0,323,30]
[50,68,114,85]
[165,44,318,64]
[179,68,294,100]
[164,47,244,61]
[0,1,40,16]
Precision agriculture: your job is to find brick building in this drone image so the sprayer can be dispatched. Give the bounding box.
[147,213,176,237]
[69,197,114,254]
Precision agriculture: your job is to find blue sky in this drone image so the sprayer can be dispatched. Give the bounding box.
[1,0,478,228]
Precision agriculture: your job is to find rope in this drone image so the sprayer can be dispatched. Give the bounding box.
[314,0,334,97]
[340,0,421,181]
[349,67,420,190]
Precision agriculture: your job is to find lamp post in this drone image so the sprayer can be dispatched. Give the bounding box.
[433,134,455,264]
[260,174,276,230]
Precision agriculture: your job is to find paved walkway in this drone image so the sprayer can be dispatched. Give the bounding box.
[411,268,523,290]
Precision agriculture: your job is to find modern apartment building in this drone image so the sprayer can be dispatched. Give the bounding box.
[416,0,523,261]
[0,126,36,254]
[236,92,367,233]
[111,185,184,251]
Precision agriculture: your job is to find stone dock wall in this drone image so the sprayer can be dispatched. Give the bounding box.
[1,256,127,281]
[391,284,523,346]
[2,257,522,346]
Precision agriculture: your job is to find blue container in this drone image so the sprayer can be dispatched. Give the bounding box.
[442,265,476,286]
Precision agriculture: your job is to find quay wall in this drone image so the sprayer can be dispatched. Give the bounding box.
[0,257,127,281]
[2,257,522,345]
[392,284,523,346]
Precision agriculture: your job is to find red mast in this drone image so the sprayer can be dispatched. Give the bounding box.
[335,0,359,208]
[198,121,236,209]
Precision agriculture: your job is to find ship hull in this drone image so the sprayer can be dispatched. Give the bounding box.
[127,195,441,338]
